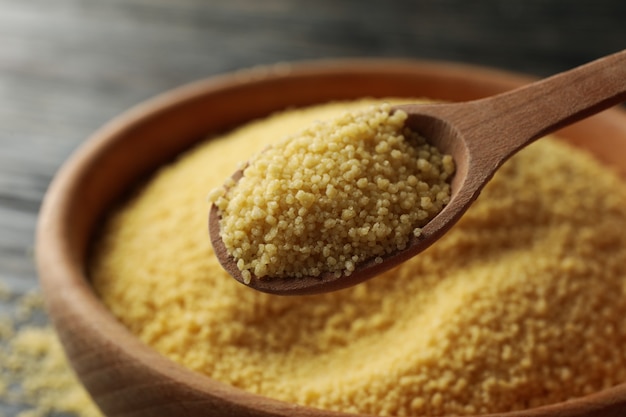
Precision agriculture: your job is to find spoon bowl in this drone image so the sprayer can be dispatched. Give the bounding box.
[210,50,626,295]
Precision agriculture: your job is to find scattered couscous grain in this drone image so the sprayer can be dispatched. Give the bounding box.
[0,286,102,417]
[90,99,626,416]
[208,103,454,282]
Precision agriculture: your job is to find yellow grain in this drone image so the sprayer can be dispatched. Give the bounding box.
[0,287,102,417]
[91,99,626,416]
[210,103,453,279]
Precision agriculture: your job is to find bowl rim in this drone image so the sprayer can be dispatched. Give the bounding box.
[37,57,626,417]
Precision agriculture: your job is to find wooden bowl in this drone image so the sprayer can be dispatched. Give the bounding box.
[37,59,626,417]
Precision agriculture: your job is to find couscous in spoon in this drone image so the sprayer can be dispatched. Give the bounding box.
[210,49,626,295]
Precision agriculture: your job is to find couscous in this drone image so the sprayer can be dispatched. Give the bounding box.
[209,103,454,283]
[90,99,626,416]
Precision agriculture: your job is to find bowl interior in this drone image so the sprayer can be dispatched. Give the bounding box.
[37,59,626,417]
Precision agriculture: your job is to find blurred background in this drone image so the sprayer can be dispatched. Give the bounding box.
[0,0,624,414]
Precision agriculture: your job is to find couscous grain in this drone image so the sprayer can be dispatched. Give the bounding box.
[90,99,626,416]
[0,286,102,417]
[209,103,454,281]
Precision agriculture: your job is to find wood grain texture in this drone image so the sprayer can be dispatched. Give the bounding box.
[2,0,626,415]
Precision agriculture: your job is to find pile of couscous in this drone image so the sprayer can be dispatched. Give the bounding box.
[209,103,454,282]
[90,99,626,416]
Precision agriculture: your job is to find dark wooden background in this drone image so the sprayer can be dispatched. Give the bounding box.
[0,0,624,413]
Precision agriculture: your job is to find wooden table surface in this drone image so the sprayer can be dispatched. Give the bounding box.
[0,0,624,414]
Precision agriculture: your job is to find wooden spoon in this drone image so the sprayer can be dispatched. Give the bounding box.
[210,49,626,295]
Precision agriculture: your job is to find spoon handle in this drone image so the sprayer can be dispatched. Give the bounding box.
[464,49,626,172]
